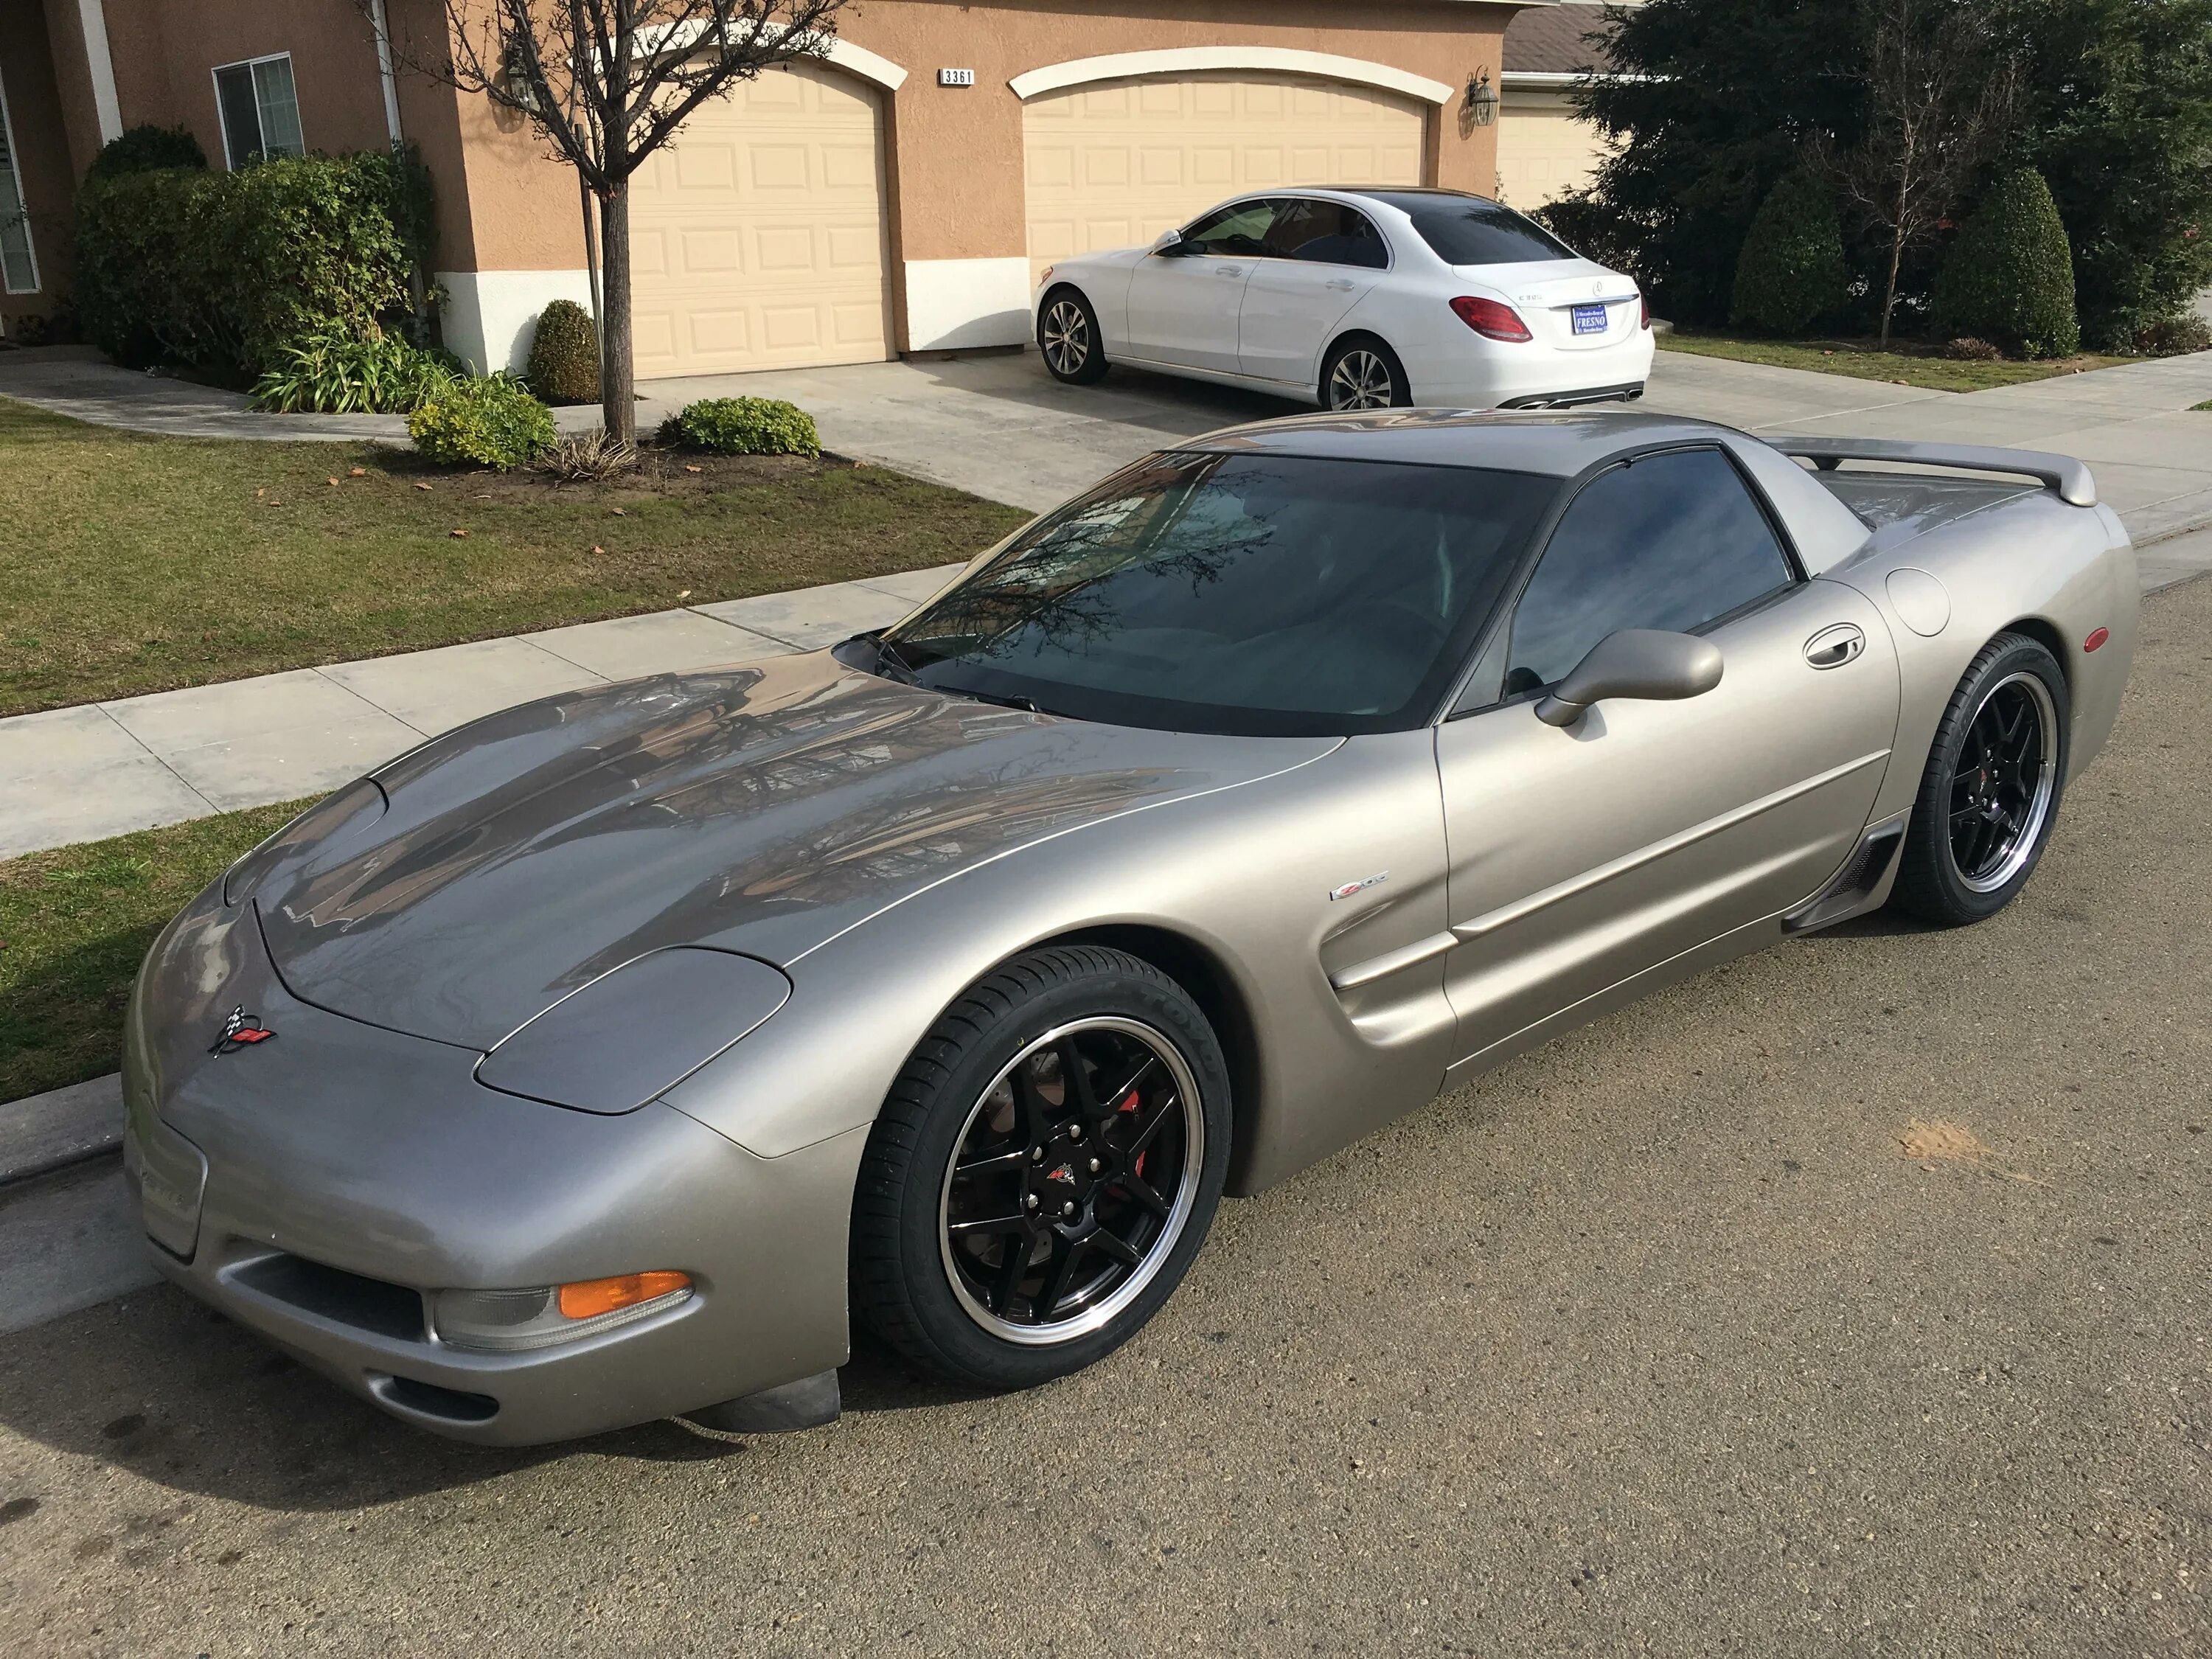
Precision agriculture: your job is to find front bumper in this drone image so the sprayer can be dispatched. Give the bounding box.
[122,889,864,1445]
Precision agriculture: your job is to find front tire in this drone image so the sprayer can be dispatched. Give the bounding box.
[1892,632,2070,925]
[1321,335,1411,411]
[1037,288,1109,385]
[852,946,1231,1390]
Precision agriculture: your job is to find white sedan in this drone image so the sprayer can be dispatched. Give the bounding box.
[1033,187,1654,412]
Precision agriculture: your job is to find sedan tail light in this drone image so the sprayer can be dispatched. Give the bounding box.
[1449,296,1533,342]
[1638,291,1651,330]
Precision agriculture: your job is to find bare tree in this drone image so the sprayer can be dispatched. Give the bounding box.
[1816,0,2014,344]
[372,1,850,440]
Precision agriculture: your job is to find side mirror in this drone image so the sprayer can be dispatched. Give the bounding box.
[1534,629,1723,728]
[1152,230,1197,257]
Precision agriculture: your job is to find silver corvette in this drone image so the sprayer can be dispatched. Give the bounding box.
[125,411,2137,1444]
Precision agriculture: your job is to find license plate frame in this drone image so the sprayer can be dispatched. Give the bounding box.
[1571,303,1610,337]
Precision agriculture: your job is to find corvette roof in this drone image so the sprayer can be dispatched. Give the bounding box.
[1180,408,1752,477]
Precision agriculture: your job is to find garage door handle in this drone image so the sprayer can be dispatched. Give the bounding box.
[1804,623,1865,669]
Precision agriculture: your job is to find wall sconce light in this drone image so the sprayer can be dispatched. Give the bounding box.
[501,41,543,113]
[1465,66,1499,128]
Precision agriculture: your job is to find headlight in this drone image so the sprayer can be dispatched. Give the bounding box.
[433,1271,692,1352]
[475,947,791,1114]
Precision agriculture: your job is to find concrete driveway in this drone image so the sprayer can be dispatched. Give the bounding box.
[1,573,2205,1656]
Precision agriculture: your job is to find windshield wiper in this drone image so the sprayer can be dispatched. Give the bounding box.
[939,684,1048,714]
[869,635,922,685]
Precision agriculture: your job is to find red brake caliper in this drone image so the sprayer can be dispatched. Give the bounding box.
[1119,1089,1144,1178]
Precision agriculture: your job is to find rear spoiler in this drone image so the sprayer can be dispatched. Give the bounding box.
[1769,437,2097,508]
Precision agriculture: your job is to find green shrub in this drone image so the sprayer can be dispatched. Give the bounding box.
[2132,312,2212,358]
[664,397,820,456]
[526,299,600,404]
[251,328,459,413]
[85,125,206,181]
[73,148,429,382]
[1728,173,1847,335]
[1933,170,2080,359]
[408,376,556,469]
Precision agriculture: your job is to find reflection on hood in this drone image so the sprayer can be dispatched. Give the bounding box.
[252,652,1334,1048]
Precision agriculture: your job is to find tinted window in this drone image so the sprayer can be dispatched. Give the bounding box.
[1505,448,1794,692]
[1180,200,1278,257]
[878,454,1557,737]
[1396,198,1573,266]
[1265,200,1389,268]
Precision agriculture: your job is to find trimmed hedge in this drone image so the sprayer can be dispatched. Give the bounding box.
[84,124,206,181]
[1932,170,2080,359]
[74,147,432,382]
[1728,173,1847,335]
[664,396,820,456]
[408,376,556,470]
[526,299,600,404]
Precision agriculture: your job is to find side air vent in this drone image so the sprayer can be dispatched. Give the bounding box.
[1782,820,1906,935]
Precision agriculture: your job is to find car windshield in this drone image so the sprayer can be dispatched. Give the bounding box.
[874,452,1557,737]
[1386,196,1575,266]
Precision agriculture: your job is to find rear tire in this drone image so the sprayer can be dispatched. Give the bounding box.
[851,946,1231,1390]
[1321,335,1411,411]
[1892,632,2069,925]
[1037,288,1109,385]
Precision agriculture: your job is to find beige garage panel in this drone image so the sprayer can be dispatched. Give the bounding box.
[1494,87,1611,209]
[629,60,890,378]
[1023,73,1427,280]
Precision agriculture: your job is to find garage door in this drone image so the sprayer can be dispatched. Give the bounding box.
[1023,73,1427,281]
[629,60,890,378]
[1494,88,1610,209]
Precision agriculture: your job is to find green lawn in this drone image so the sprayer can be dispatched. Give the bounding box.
[0,398,1029,717]
[0,801,307,1103]
[1658,328,2132,393]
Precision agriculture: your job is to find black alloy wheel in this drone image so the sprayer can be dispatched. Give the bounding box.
[852,946,1230,1389]
[1893,632,2069,925]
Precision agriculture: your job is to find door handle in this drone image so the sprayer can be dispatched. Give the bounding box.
[1325,279,1357,291]
[1804,623,1865,669]
[1215,265,1243,277]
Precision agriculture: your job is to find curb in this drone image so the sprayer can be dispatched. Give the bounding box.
[0,1074,122,1189]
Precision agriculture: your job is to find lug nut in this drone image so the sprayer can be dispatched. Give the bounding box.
[1061,1200,1077,1218]
[1025,1193,1039,1210]
[1032,1146,1046,1162]
[1089,1158,1102,1173]
[1070,1123,1084,1141]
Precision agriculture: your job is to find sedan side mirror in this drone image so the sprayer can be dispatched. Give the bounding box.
[1152,230,1197,257]
[1534,629,1724,728]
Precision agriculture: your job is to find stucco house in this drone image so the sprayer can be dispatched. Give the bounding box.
[1494,0,1624,209]
[1,0,1562,374]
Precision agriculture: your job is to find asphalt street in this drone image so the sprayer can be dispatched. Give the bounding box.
[1,577,2207,1657]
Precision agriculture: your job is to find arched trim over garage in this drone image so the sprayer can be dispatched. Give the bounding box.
[1009,48,1453,108]
[637,22,910,90]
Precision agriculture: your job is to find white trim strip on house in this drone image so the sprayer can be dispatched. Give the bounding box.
[1500,71,1651,88]
[74,0,124,145]
[0,63,41,296]
[903,257,1032,352]
[1008,48,1455,107]
[368,0,406,146]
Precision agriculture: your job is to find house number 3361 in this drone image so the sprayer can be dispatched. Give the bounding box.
[939,68,975,87]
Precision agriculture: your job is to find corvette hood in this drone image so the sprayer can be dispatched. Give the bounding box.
[249,651,1332,1050]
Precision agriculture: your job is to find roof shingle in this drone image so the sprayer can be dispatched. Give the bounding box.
[1501,3,1620,77]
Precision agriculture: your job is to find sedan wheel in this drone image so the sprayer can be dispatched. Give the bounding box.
[852,946,1230,1388]
[1322,338,1410,411]
[1893,633,2069,925]
[1038,288,1110,385]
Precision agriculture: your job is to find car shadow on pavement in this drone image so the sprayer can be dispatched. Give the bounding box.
[0,1283,984,1512]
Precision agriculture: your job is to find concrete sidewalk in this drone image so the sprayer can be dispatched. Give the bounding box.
[1,561,965,858]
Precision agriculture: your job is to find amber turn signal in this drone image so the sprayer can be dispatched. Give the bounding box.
[558,1270,691,1320]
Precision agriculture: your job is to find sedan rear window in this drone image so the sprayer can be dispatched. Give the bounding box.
[1398,198,1574,267]
[874,453,1557,737]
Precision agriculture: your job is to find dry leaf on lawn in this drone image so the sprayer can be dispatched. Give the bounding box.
[327,477,340,487]
[349,466,367,477]
[414,481,434,492]
[684,464,702,474]
[450,528,468,538]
